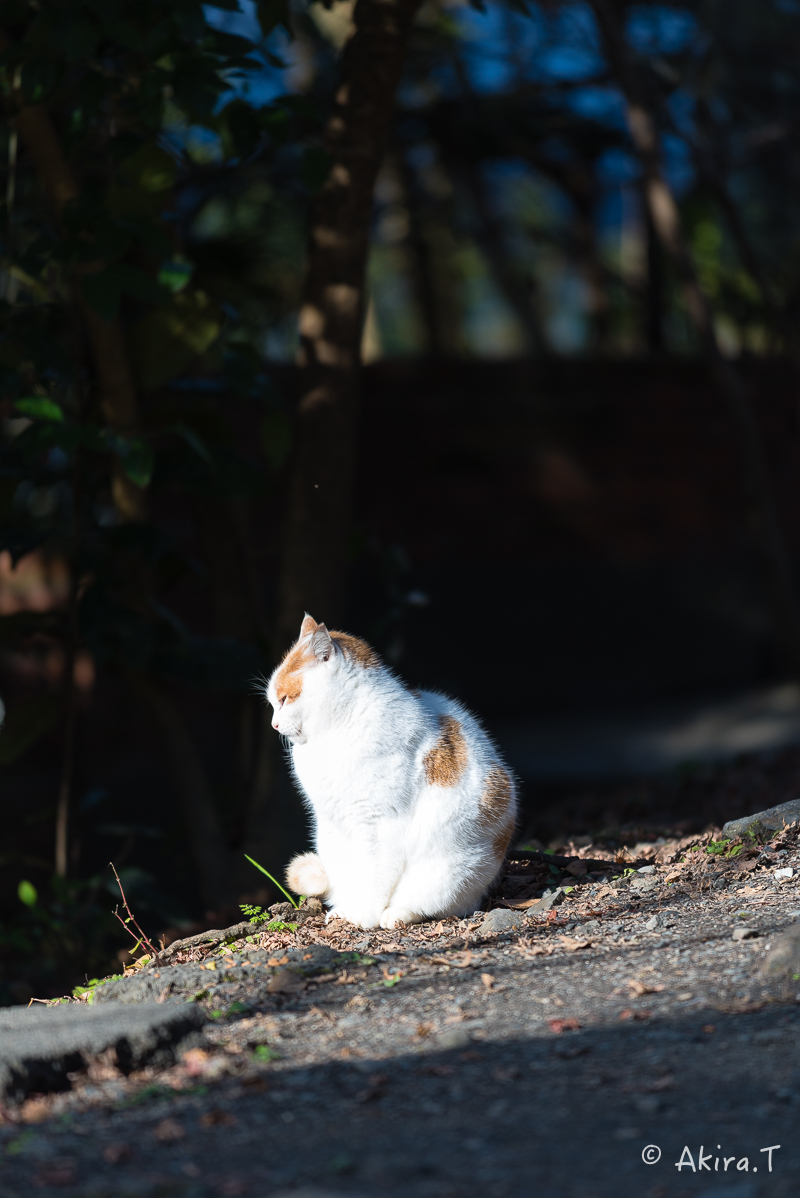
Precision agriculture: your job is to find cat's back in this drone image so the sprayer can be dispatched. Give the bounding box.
[414,689,513,789]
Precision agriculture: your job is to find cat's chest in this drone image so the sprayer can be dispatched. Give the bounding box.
[291,734,408,805]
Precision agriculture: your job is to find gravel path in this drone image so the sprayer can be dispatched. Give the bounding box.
[3,825,800,1198]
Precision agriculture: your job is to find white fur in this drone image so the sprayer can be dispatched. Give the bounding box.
[266,620,517,929]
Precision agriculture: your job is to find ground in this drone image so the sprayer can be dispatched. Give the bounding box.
[2,822,800,1198]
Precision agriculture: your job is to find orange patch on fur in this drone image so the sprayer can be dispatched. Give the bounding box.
[492,822,514,859]
[423,715,469,787]
[479,765,513,825]
[330,630,380,668]
[274,640,315,704]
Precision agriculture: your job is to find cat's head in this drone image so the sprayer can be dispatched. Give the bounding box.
[266,614,379,742]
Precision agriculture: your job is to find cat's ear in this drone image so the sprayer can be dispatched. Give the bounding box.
[310,623,333,663]
[299,613,318,640]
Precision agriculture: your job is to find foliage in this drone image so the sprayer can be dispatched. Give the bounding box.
[705,839,744,858]
[0,0,316,763]
[72,973,122,1003]
[0,870,123,1002]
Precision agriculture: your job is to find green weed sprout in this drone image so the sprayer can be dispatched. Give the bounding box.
[243,854,299,909]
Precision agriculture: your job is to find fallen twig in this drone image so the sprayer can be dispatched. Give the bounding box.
[151,920,261,965]
[505,849,623,873]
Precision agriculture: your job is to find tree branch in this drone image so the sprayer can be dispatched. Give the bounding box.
[277,0,424,644]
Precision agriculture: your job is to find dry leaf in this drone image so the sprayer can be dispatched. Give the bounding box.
[154,1118,185,1143]
[32,1160,78,1186]
[481,973,495,989]
[548,1018,581,1034]
[415,1022,434,1038]
[558,936,591,951]
[266,968,305,994]
[102,1144,131,1164]
[199,1109,237,1128]
[309,1005,336,1022]
[518,943,555,958]
[21,1096,52,1124]
[618,1008,652,1022]
[182,1048,211,1076]
[627,979,665,996]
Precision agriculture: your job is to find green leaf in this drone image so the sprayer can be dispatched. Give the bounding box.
[14,397,64,422]
[17,880,37,907]
[0,695,62,766]
[128,290,221,392]
[252,1044,279,1061]
[119,141,177,194]
[158,259,193,295]
[117,438,155,488]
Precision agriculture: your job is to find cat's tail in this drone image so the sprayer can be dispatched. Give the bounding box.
[286,851,329,898]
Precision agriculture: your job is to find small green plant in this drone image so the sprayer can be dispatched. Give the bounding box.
[239,903,271,925]
[243,855,299,908]
[705,839,743,858]
[238,903,299,933]
[252,1044,279,1062]
[72,975,122,1004]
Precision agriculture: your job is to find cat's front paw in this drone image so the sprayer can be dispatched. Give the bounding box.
[331,905,383,930]
[379,906,422,930]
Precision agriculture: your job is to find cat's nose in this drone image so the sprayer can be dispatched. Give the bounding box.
[272,721,279,730]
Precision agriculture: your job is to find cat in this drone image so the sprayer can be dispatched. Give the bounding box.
[265,614,517,929]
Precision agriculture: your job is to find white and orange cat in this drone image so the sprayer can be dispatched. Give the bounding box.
[266,614,517,929]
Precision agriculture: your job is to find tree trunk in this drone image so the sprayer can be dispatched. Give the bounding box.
[277,0,424,647]
[590,0,800,679]
[9,97,146,521]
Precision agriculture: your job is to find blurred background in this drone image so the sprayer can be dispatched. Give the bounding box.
[3,0,800,1001]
